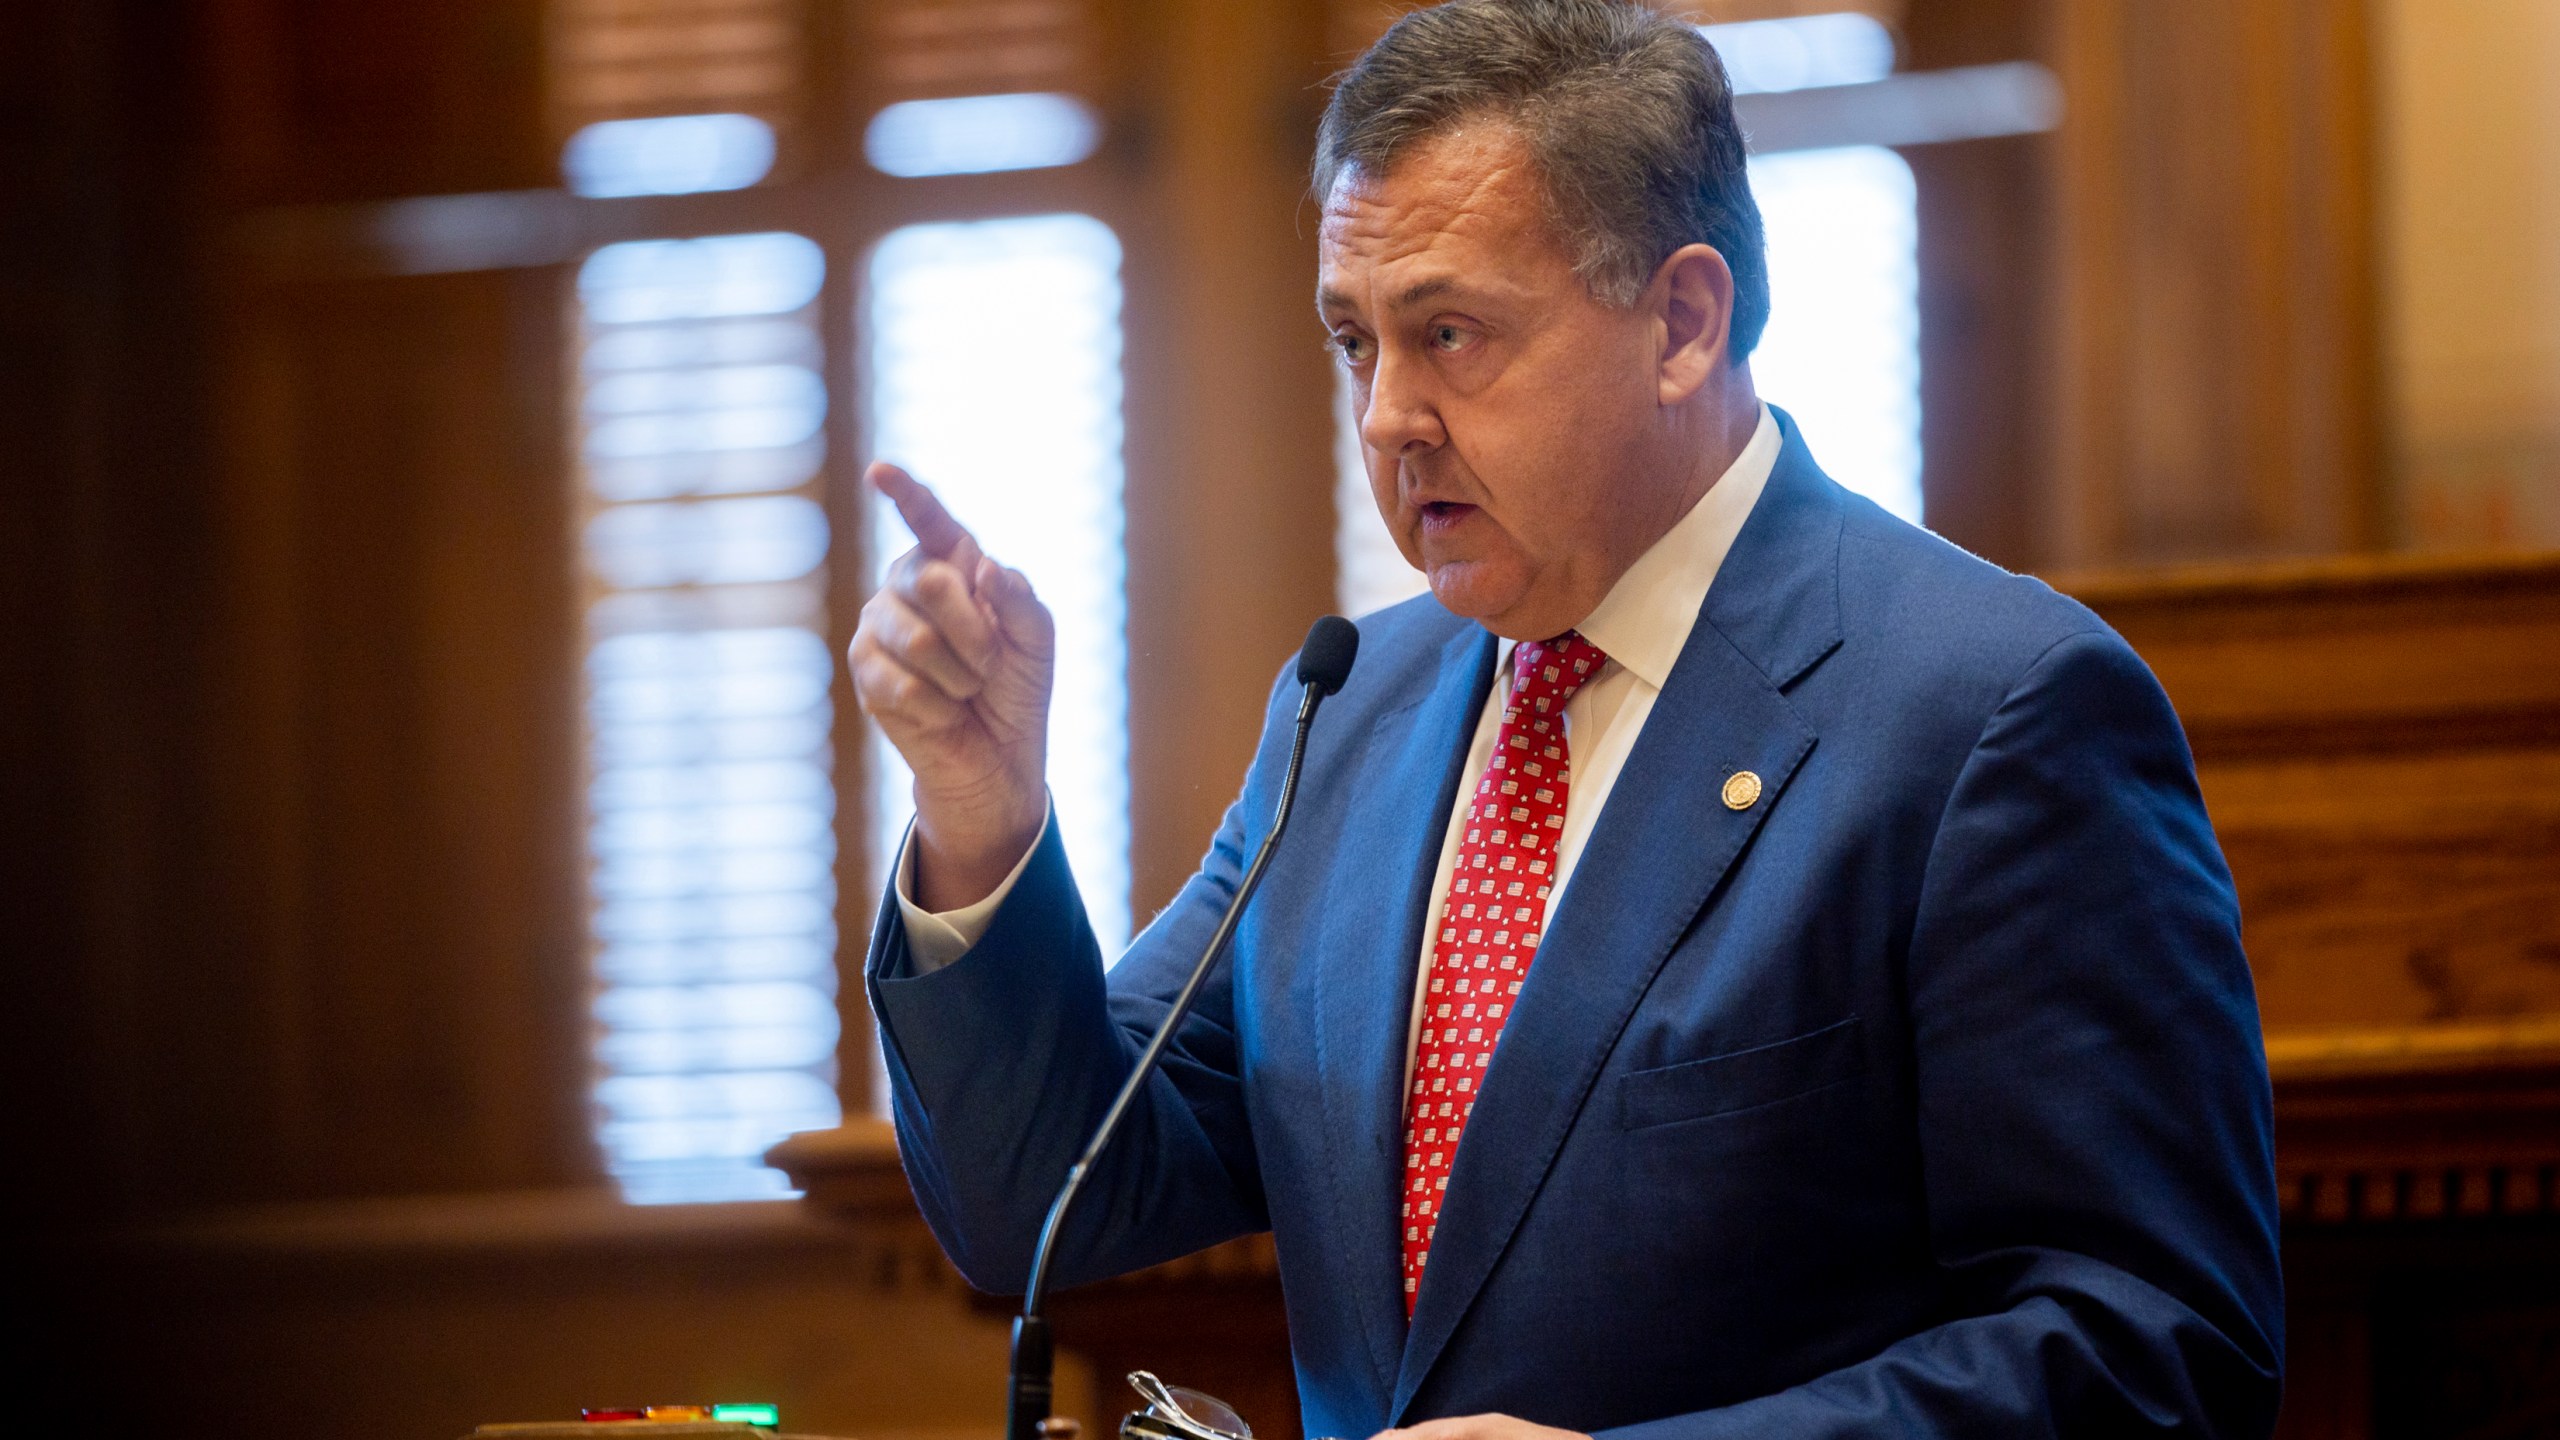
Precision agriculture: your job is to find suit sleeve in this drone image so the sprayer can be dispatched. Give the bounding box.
[866,670,1302,1295]
[1598,628,2285,1439]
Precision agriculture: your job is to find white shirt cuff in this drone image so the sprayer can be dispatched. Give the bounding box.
[892,799,1052,974]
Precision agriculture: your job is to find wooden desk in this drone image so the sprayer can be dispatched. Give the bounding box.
[778,550,2560,1440]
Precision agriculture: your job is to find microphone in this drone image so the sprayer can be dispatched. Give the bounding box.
[1005,615,1361,1440]
[1296,614,1359,697]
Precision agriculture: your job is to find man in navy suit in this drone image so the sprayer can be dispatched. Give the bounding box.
[846,2,2284,1436]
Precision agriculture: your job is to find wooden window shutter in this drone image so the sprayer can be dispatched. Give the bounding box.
[857,0,1114,111]
[551,0,812,171]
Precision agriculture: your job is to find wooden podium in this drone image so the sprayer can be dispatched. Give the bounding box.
[767,1119,1301,1439]
[775,551,2560,1440]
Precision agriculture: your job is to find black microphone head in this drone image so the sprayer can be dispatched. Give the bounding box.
[1296,615,1360,697]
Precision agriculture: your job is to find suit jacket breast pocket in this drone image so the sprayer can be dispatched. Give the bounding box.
[1617,1017,1866,1131]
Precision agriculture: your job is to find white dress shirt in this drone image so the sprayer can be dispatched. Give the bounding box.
[897,403,1782,1083]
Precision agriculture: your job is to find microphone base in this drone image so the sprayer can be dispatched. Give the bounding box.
[1006,1314,1054,1440]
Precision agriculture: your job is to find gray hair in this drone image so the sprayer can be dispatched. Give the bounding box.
[1314,0,1771,356]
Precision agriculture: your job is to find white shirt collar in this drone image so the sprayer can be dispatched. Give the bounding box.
[1536,403,1780,689]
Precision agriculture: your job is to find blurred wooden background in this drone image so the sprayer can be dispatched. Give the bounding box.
[4,1,2555,1438]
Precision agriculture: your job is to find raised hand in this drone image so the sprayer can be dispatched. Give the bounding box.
[850,461,1057,912]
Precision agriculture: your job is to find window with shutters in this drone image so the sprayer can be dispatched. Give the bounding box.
[861,216,1132,955]
[860,0,1109,175]
[553,0,806,180]
[558,0,840,1205]
[855,0,1136,961]
[555,0,1132,1201]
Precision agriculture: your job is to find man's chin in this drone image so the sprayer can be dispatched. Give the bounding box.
[1424,559,1529,628]
[1426,560,1593,641]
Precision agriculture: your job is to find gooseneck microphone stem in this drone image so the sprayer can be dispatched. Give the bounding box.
[1005,618,1357,1440]
[1020,684,1323,1309]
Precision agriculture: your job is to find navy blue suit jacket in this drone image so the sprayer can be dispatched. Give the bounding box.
[868,416,2284,1438]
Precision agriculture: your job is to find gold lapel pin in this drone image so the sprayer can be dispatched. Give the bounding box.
[1721,770,1763,811]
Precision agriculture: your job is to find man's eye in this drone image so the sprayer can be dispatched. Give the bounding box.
[1431,325,1469,352]
[1332,333,1373,363]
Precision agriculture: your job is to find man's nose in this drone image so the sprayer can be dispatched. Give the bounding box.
[1359,348,1446,457]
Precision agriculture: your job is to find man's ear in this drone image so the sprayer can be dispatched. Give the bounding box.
[1651,243,1735,406]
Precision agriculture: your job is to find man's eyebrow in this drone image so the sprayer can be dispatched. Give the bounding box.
[1315,276,1470,316]
[1394,276,1460,308]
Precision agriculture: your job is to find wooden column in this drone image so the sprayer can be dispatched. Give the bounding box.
[1120,0,1341,918]
[2047,0,2386,567]
[17,0,595,1209]
[1903,0,2055,573]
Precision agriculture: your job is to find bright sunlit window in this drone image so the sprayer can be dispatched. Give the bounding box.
[1705,12,1895,94]
[1749,145,1923,524]
[863,214,1133,954]
[577,232,844,1204]
[864,93,1104,177]
[565,113,778,197]
[1333,369,1427,618]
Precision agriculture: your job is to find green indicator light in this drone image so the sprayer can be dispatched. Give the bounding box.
[712,1404,780,1427]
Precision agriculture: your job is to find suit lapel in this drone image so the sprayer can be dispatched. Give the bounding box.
[1311,621,1497,1410]
[1391,420,1848,1417]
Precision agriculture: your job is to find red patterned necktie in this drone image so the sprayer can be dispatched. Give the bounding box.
[1400,630,1605,1316]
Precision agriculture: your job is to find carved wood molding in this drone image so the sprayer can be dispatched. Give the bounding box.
[2059,545,2560,605]
[2075,553,2560,1229]
[97,1183,969,1302]
[766,1120,1284,1294]
[2273,1022,2560,1225]
[764,1119,915,1221]
[2064,549,2560,754]
[2267,1016,2560,1080]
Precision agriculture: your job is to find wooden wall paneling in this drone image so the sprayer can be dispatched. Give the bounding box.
[1,0,223,1220]
[108,1189,1063,1440]
[205,0,553,208]
[2069,556,2560,1436]
[2272,1268,2373,1440]
[822,207,878,1116]
[2278,1223,2560,1440]
[2049,0,2385,569]
[2371,0,2560,555]
[1118,0,1338,918]
[2218,749,2560,1033]
[0,6,120,1221]
[1903,0,2055,572]
[182,261,593,1204]
[1907,133,2052,572]
[2076,554,2560,1039]
[810,0,863,1110]
[2367,1249,2560,1439]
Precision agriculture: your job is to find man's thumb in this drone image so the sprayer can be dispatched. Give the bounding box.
[982,563,1055,659]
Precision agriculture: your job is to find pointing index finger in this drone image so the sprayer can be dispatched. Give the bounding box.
[869,461,978,563]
